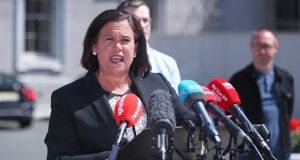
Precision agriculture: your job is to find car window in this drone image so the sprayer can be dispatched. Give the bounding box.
[0,74,19,89]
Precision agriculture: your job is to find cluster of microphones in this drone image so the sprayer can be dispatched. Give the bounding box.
[107,78,277,160]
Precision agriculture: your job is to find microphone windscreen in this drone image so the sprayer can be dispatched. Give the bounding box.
[178,80,205,108]
[148,89,176,134]
[114,93,143,127]
[207,78,241,112]
[200,86,217,104]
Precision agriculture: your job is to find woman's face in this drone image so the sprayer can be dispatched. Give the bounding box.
[93,20,137,76]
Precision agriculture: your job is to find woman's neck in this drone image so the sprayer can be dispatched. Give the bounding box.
[96,71,131,95]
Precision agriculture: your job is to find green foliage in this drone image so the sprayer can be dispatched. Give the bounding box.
[292,130,300,153]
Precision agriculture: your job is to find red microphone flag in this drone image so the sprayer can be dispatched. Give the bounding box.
[200,85,218,104]
[114,93,143,128]
[207,78,241,112]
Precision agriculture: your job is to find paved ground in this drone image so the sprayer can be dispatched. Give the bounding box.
[292,154,300,160]
[33,102,51,119]
[0,120,48,160]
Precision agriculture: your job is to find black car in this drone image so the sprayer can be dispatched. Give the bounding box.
[0,73,36,128]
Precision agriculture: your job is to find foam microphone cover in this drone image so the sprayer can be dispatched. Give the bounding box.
[148,89,176,135]
[200,86,217,104]
[114,93,143,128]
[207,78,241,112]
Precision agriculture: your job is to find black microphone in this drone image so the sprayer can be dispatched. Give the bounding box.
[208,78,277,160]
[201,86,254,147]
[178,80,221,146]
[148,89,176,160]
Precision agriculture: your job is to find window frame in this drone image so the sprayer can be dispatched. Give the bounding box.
[14,0,64,73]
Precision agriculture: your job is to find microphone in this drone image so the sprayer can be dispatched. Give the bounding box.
[109,93,143,160]
[207,78,276,160]
[200,86,254,147]
[178,80,221,146]
[148,89,176,160]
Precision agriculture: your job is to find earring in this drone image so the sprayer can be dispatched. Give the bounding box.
[133,51,136,58]
[92,51,96,56]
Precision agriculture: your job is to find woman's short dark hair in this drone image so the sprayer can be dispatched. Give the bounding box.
[81,9,151,78]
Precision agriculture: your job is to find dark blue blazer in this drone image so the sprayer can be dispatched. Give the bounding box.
[45,71,194,160]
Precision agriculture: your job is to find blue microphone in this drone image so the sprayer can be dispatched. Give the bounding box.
[178,80,221,146]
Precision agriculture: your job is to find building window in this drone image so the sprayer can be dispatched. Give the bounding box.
[275,0,300,31]
[15,0,64,73]
[25,0,51,55]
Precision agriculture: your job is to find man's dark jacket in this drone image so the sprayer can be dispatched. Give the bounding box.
[229,63,294,157]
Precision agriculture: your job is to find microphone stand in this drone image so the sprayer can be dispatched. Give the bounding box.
[157,128,168,160]
[186,132,195,152]
[210,119,225,160]
[222,133,238,160]
[213,133,225,160]
[171,120,196,160]
[198,129,208,160]
[213,146,226,160]
[185,120,197,153]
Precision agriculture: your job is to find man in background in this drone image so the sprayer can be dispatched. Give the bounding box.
[117,0,181,93]
[230,28,294,160]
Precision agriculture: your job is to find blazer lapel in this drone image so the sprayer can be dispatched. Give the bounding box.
[92,95,117,131]
[131,76,150,109]
[84,71,118,131]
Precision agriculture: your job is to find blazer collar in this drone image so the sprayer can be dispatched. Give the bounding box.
[130,73,153,122]
[248,63,282,82]
[130,74,147,104]
[83,70,117,130]
[84,70,103,96]
[82,71,152,129]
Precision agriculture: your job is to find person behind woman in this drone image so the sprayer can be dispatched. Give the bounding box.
[230,28,294,160]
[117,0,182,93]
[44,9,193,160]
